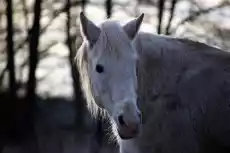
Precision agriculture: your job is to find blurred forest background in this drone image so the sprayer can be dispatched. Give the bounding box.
[0,0,230,152]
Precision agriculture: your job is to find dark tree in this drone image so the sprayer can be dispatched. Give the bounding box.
[105,0,113,18]
[2,0,17,151]
[23,0,42,144]
[81,0,87,13]
[27,0,42,105]
[5,0,16,101]
[165,0,178,35]
[157,0,166,34]
[65,0,85,128]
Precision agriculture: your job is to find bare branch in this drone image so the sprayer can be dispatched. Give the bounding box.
[0,1,82,80]
[169,1,230,34]
[21,0,29,31]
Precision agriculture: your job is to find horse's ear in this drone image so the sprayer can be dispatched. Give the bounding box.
[123,13,144,40]
[79,12,101,46]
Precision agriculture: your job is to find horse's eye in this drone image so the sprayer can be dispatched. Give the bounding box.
[96,64,104,73]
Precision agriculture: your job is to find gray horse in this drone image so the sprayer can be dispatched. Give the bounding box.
[75,12,230,153]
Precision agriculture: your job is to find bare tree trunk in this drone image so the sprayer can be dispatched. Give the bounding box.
[24,0,42,149]
[165,0,178,35]
[105,0,113,18]
[26,0,42,110]
[5,0,16,101]
[4,0,16,151]
[157,0,166,34]
[65,0,85,128]
[81,0,87,13]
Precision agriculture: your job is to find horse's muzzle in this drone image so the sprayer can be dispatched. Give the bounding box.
[117,113,141,139]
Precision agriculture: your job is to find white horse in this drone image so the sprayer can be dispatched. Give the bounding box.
[75,12,230,153]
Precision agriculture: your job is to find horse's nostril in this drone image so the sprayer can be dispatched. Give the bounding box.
[118,115,126,126]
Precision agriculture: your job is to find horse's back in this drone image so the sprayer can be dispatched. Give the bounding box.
[135,32,230,66]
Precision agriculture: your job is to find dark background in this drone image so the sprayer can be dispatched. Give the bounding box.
[0,0,230,152]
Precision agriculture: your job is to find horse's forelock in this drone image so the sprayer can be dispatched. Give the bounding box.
[99,21,134,56]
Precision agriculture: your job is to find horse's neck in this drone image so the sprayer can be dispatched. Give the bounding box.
[134,33,207,101]
[134,32,230,105]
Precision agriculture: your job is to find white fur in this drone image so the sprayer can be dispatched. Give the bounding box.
[76,13,230,153]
